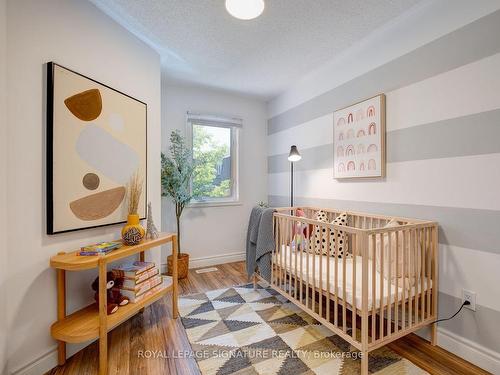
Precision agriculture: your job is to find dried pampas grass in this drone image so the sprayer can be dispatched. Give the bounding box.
[127,171,143,215]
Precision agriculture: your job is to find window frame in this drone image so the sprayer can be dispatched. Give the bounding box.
[186,113,241,207]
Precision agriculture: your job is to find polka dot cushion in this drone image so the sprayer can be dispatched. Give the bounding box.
[309,211,350,258]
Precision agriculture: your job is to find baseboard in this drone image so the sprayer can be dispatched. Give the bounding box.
[160,251,245,273]
[437,327,500,374]
[11,342,90,375]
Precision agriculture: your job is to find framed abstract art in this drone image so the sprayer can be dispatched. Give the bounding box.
[333,94,386,179]
[46,62,147,234]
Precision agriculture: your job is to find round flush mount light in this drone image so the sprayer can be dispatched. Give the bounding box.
[225,0,265,20]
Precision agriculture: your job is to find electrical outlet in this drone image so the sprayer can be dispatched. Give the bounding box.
[462,289,476,311]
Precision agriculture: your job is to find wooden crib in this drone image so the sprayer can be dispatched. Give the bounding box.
[254,207,438,375]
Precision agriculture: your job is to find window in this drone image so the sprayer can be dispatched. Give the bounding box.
[187,113,240,205]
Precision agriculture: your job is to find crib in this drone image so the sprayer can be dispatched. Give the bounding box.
[253,207,438,375]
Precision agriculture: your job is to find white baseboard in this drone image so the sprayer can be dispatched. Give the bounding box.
[437,327,500,374]
[10,341,89,375]
[160,251,246,273]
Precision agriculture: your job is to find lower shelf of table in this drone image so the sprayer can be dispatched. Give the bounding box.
[51,278,173,344]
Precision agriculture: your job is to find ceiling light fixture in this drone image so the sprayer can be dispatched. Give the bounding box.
[225,0,265,20]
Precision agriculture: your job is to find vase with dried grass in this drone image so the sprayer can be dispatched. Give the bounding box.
[121,172,145,246]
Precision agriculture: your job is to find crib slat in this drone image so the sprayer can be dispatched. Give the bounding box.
[387,231,392,337]
[286,219,295,297]
[334,229,339,328]
[371,234,376,342]
[379,233,384,339]
[293,219,297,301]
[421,228,426,322]
[286,217,291,297]
[283,217,288,295]
[408,230,413,328]
[299,223,302,303]
[306,220,310,309]
[311,223,316,313]
[280,219,286,290]
[352,233,357,340]
[394,230,399,334]
[414,229,422,324]
[326,228,331,322]
[319,225,323,318]
[342,233,347,333]
[427,227,432,319]
[402,230,407,331]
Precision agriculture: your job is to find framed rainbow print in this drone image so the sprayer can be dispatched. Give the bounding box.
[46,62,147,234]
[333,94,386,179]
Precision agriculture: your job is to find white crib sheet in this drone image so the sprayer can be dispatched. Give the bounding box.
[273,246,431,311]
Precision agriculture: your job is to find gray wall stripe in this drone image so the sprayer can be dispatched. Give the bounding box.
[268,108,500,173]
[268,10,500,135]
[268,143,332,173]
[438,292,500,353]
[268,195,500,254]
[388,108,500,163]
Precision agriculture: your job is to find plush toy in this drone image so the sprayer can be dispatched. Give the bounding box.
[292,208,311,247]
[91,271,129,314]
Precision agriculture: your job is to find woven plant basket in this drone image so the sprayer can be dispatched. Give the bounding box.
[167,253,189,279]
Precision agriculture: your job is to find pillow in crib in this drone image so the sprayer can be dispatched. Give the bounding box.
[310,211,349,258]
[308,210,328,254]
[373,219,422,287]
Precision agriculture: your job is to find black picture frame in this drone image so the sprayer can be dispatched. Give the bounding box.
[46,62,147,235]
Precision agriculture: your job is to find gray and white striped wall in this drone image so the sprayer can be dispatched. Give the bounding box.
[267,8,500,373]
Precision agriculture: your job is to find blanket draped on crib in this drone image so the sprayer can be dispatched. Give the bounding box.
[246,206,275,281]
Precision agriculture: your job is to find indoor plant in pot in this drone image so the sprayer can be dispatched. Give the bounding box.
[161,130,195,279]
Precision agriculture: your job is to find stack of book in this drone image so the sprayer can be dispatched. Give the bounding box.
[78,241,122,256]
[112,261,164,303]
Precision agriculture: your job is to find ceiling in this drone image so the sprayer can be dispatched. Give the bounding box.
[90,0,423,100]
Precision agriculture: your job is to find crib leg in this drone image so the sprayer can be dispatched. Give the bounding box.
[431,323,438,346]
[253,273,258,290]
[361,351,369,375]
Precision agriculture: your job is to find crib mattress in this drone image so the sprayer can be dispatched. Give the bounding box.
[273,246,431,311]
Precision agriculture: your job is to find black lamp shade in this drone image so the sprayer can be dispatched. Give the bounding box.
[288,145,301,162]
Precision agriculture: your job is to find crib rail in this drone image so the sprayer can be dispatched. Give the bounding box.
[270,208,438,353]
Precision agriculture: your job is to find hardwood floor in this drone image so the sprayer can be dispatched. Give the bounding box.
[47,261,490,375]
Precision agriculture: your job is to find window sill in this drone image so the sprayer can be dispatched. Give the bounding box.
[187,201,242,209]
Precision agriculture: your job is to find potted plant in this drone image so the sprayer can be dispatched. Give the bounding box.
[161,130,195,279]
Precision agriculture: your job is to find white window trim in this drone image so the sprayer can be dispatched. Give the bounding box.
[186,112,241,207]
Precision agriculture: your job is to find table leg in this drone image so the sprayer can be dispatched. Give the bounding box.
[172,235,178,319]
[56,268,66,365]
[98,259,108,375]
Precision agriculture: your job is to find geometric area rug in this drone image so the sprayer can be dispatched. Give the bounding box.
[179,282,428,375]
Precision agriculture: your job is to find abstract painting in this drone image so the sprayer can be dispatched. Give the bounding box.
[46,62,147,234]
[333,94,385,179]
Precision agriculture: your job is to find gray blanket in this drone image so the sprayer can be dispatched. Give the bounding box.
[246,207,275,281]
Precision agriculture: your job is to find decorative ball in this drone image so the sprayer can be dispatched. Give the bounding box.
[122,227,144,246]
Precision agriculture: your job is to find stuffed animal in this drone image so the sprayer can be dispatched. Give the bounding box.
[91,271,129,314]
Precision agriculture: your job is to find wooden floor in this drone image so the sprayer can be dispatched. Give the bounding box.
[47,261,490,375]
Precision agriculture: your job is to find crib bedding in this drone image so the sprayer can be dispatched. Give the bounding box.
[274,245,431,311]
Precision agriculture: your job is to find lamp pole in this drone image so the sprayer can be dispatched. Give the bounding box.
[288,145,301,208]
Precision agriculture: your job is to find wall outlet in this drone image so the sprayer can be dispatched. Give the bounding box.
[462,289,476,311]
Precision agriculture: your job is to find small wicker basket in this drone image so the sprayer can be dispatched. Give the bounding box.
[167,253,189,279]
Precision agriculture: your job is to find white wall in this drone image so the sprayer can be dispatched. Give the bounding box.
[161,82,267,268]
[5,0,161,374]
[0,0,8,373]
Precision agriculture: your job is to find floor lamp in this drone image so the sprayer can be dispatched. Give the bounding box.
[288,145,301,207]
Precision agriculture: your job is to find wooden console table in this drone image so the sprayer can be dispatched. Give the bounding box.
[49,233,178,375]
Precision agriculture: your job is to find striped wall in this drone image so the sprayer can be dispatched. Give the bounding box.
[267,10,500,373]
